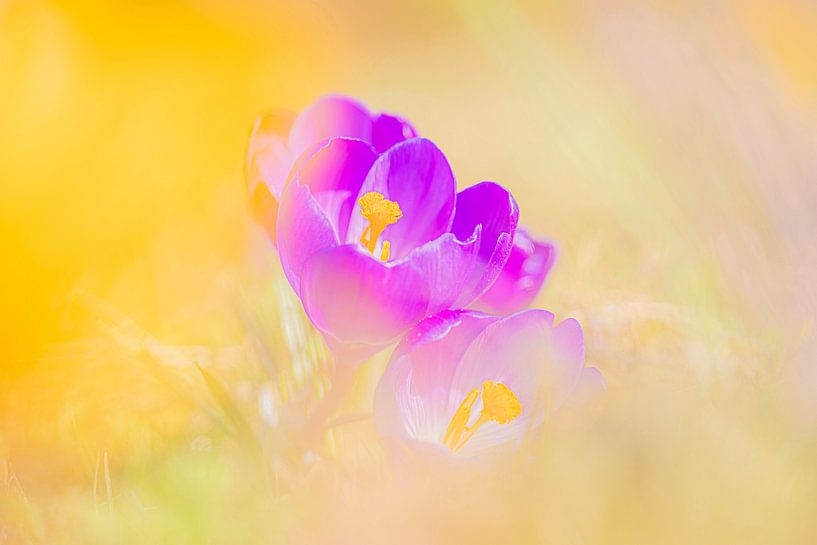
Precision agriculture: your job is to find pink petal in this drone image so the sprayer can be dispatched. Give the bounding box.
[396,227,482,314]
[450,182,519,307]
[299,245,431,353]
[276,182,339,297]
[374,310,498,444]
[550,317,586,407]
[246,111,295,198]
[451,310,555,417]
[293,138,377,241]
[346,138,456,259]
[567,366,607,409]
[246,112,295,244]
[250,183,279,244]
[371,113,418,153]
[448,310,585,455]
[288,95,373,157]
[475,229,557,314]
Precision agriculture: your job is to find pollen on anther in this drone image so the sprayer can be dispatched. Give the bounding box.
[480,381,522,424]
[359,192,403,224]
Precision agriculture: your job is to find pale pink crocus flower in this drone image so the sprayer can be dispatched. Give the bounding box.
[374,309,604,458]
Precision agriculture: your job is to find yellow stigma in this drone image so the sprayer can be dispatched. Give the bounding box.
[443,381,522,452]
[358,191,402,261]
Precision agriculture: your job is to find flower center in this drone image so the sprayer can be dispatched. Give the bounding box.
[358,191,402,261]
[442,380,522,452]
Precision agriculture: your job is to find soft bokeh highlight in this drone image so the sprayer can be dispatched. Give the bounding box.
[3,1,817,544]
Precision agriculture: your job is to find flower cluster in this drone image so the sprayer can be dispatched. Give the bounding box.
[246,95,602,459]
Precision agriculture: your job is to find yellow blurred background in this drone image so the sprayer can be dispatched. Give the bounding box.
[2,0,817,543]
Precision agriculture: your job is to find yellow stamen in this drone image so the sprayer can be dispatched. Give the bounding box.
[443,381,522,452]
[443,388,479,450]
[358,191,402,261]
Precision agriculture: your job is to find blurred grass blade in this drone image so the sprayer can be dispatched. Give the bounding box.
[195,363,258,450]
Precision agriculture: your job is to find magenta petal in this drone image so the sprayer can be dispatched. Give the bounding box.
[347,138,456,258]
[277,182,339,297]
[398,228,482,314]
[288,95,373,157]
[371,113,418,153]
[375,310,498,443]
[475,229,557,314]
[293,138,377,241]
[300,245,431,351]
[450,182,519,307]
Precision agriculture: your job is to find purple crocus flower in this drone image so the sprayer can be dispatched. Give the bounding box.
[374,309,605,458]
[474,229,557,315]
[246,95,416,242]
[276,136,518,360]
